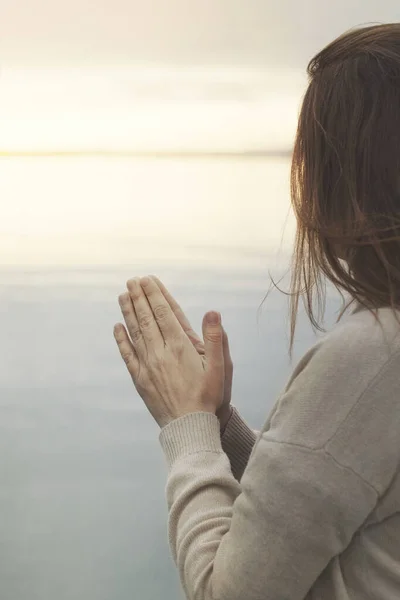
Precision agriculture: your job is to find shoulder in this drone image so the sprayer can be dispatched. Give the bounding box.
[289,305,400,391]
[320,304,400,363]
[265,306,400,491]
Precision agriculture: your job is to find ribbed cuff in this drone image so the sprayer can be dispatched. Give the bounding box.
[221,407,257,481]
[159,412,223,467]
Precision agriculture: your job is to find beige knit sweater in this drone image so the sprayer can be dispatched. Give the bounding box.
[159,305,400,600]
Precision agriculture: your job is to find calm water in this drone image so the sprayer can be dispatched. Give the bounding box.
[0,157,340,600]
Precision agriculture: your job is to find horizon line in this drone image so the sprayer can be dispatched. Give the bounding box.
[0,149,293,159]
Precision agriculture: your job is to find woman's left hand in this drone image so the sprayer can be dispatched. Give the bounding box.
[114,276,225,428]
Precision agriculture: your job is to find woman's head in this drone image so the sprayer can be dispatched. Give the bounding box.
[288,22,400,355]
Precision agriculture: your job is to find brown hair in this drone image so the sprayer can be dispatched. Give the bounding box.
[266,23,400,358]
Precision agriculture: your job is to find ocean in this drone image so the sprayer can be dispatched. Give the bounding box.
[0,156,341,599]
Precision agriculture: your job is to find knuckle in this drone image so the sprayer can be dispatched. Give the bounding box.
[207,331,222,343]
[120,306,130,318]
[139,314,152,329]
[131,328,143,344]
[154,304,169,321]
[121,352,132,366]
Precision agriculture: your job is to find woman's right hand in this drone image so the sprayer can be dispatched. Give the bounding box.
[150,276,233,431]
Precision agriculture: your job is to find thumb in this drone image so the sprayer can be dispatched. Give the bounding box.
[202,311,224,392]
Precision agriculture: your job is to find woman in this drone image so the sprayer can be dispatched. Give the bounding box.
[114,23,400,600]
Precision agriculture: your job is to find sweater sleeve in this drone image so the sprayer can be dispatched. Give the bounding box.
[220,406,258,481]
[159,411,378,600]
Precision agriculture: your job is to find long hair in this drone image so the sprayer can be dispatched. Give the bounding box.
[271,23,400,357]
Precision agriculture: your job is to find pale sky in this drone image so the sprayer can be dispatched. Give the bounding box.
[0,0,399,68]
[0,1,398,152]
[0,66,306,152]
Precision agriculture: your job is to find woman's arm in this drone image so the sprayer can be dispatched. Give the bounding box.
[160,411,378,600]
[220,406,259,481]
[159,332,398,600]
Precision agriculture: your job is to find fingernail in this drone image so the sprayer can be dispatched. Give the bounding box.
[207,311,220,325]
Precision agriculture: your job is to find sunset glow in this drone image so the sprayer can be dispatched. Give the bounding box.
[0,67,302,265]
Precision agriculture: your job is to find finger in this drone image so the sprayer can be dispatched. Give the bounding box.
[222,326,233,399]
[113,323,139,377]
[202,311,224,396]
[118,291,146,357]
[126,277,164,347]
[139,276,185,340]
[150,275,204,346]
[222,327,233,373]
